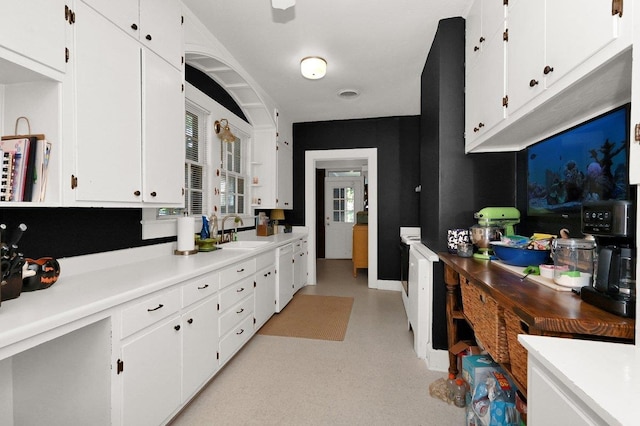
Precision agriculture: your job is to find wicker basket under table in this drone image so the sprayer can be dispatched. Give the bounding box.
[504,308,529,386]
[459,275,510,363]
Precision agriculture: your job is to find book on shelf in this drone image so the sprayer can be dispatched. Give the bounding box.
[0,135,51,202]
[1,151,15,201]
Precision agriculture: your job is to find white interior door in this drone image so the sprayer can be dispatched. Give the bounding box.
[324,177,363,259]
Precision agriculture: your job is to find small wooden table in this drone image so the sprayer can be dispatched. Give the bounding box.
[439,253,635,393]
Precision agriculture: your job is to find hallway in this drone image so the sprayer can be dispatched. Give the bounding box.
[171,259,463,425]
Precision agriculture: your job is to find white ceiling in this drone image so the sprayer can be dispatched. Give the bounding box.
[181,0,473,125]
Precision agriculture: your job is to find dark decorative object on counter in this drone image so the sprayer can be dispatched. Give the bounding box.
[22,257,61,292]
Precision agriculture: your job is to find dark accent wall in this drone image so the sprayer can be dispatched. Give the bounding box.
[420,17,517,349]
[292,116,421,280]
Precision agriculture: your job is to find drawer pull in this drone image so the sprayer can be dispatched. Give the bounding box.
[147,304,164,312]
[237,287,245,293]
[236,328,245,335]
[264,273,269,277]
[236,268,245,273]
[529,79,539,87]
[236,308,244,314]
[146,34,152,41]
[187,318,194,324]
[197,284,209,290]
[174,324,181,331]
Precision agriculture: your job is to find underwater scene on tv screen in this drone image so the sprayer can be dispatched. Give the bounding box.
[527,106,628,216]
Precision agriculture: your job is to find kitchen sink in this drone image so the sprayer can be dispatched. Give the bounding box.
[217,241,271,250]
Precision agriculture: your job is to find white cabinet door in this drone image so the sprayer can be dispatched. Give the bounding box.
[75,2,143,203]
[82,0,183,69]
[120,315,182,426]
[0,0,67,74]
[251,129,277,209]
[139,0,183,69]
[466,29,506,145]
[545,0,619,90]
[142,49,184,204]
[505,0,545,114]
[254,265,276,328]
[507,0,620,115]
[182,296,218,401]
[465,0,505,69]
[631,1,640,185]
[293,239,307,292]
[276,244,294,312]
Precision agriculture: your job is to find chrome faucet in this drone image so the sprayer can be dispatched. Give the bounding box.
[209,214,218,239]
[220,214,244,243]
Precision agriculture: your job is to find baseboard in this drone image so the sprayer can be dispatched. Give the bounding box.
[377,279,402,291]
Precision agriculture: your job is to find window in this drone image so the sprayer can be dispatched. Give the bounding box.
[158,102,206,217]
[220,135,246,215]
[332,186,355,223]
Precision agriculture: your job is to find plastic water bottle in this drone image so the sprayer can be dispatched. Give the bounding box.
[453,378,467,408]
[446,373,457,401]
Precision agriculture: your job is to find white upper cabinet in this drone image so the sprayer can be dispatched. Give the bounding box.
[507,0,621,114]
[465,0,505,69]
[72,1,184,205]
[81,0,183,69]
[0,0,67,77]
[466,0,632,152]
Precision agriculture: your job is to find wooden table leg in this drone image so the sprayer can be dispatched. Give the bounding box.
[444,264,460,375]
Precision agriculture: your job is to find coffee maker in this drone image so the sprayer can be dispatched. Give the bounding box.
[580,200,636,318]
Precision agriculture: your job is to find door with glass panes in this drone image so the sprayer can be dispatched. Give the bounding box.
[324,177,364,259]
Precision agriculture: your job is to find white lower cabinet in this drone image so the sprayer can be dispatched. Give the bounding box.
[276,243,294,312]
[120,314,182,426]
[181,296,219,401]
[293,238,307,293]
[528,358,607,425]
[255,251,276,329]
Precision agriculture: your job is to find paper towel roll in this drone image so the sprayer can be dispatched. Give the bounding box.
[177,216,195,252]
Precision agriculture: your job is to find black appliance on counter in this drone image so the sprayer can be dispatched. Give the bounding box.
[580,200,636,318]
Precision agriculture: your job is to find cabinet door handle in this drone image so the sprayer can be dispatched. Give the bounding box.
[187,318,194,324]
[264,273,269,277]
[237,287,245,293]
[197,284,209,290]
[635,123,640,142]
[174,324,181,331]
[147,304,164,312]
[543,65,554,75]
[473,45,480,52]
[236,268,245,273]
[131,23,138,30]
[150,191,157,197]
[236,328,244,335]
[146,34,152,41]
[529,79,539,87]
[236,308,244,314]
[134,190,141,196]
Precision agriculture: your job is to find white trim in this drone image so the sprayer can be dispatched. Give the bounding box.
[305,148,378,289]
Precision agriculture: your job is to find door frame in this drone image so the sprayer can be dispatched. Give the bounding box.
[305,148,378,289]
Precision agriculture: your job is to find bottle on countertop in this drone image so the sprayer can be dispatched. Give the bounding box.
[200,216,210,240]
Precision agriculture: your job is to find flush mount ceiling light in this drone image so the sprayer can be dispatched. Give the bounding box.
[271,0,295,10]
[300,56,327,80]
[214,119,236,143]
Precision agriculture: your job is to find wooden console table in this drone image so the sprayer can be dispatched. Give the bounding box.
[439,252,635,395]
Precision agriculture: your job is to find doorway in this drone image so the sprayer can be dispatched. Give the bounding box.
[305,148,378,289]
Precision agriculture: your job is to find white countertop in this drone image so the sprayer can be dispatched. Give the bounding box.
[519,335,640,425]
[0,232,306,360]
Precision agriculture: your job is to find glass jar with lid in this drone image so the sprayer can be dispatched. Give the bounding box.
[551,238,596,288]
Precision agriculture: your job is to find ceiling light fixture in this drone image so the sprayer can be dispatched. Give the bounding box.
[214,119,236,143]
[271,0,295,10]
[300,56,327,80]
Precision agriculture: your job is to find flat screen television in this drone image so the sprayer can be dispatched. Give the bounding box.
[527,104,630,217]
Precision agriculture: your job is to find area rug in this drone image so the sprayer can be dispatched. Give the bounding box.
[258,294,354,341]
